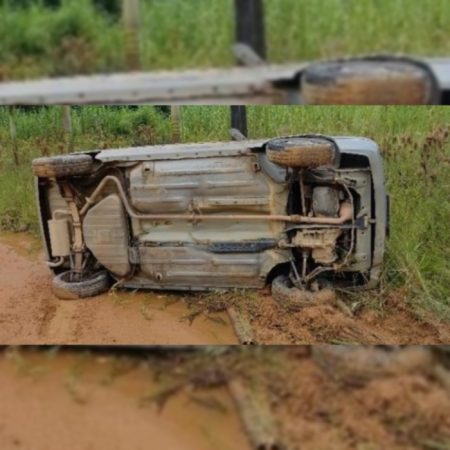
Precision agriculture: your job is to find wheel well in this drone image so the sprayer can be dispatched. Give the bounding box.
[265,262,290,285]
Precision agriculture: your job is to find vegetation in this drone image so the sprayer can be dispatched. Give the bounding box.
[0,105,449,319]
[0,0,449,80]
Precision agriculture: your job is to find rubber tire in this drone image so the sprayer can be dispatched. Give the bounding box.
[302,57,440,105]
[266,137,337,169]
[52,270,110,300]
[32,154,94,178]
[271,275,335,312]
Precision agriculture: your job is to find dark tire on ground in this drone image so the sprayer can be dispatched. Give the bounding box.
[52,270,110,300]
[266,137,338,168]
[271,275,335,312]
[301,57,440,105]
[32,154,94,178]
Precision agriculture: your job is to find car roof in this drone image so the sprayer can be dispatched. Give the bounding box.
[94,136,379,163]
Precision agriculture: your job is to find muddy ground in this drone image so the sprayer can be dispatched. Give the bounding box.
[1,232,450,345]
[0,233,237,345]
[270,347,450,450]
[0,349,250,450]
[1,347,449,450]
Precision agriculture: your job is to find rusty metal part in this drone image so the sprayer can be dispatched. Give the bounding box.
[47,257,66,268]
[312,186,340,217]
[302,56,440,105]
[83,194,132,277]
[226,306,255,345]
[80,175,354,227]
[228,378,282,450]
[47,218,71,257]
[299,171,307,215]
[303,185,355,282]
[293,228,342,265]
[61,182,85,274]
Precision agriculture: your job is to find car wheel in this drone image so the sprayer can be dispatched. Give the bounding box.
[266,137,338,169]
[52,270,110,300]
[271,275,335,312]
[301,57,440,105]
[32,154,94,178]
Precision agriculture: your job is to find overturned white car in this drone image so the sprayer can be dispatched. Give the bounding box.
[33,135,389,309]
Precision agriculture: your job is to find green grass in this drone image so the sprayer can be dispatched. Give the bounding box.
[0,0,449,79]
[0,105,449,319]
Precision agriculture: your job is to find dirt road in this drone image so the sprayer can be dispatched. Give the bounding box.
[0,350,250,450]
[0,233,237,345]
[1,232,449,345]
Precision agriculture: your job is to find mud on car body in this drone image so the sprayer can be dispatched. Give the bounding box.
[33,135,388,307]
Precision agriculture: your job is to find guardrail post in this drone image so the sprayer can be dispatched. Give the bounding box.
[8,106,19,167]
[122,0,141,70]
[231,0,265,137]
[230,106,248,138]
[171,106,182,143]
[62,105,73,153]
[234,0,267,60]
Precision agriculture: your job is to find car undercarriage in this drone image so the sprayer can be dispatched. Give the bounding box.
[34,135,388,305]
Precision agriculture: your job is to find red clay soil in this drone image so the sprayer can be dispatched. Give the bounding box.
[0,350,250,450]
[271,349,450,450]
[1,348,448,450]
[1,232,449,345]
[246,289,450,345]
[0,233,237,345]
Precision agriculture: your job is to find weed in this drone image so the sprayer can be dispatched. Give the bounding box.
[6,347,50,378]
[0,0,449,79]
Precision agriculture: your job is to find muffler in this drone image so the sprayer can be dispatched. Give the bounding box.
[48,218,71,258]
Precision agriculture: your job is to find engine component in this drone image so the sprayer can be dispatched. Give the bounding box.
[293,229,342,265]
[48,218,71,257]
[83,194,131,277]
[312,186,341,217]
